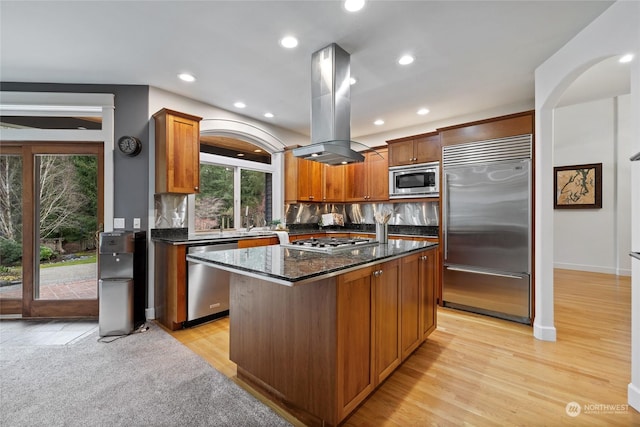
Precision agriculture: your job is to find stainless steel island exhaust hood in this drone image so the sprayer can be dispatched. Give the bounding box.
[293,43,364,165]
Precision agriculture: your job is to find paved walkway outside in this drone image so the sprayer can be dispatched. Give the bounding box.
[0,263,98,300]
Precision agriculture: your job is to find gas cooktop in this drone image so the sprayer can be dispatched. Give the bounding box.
[281,237,379,253]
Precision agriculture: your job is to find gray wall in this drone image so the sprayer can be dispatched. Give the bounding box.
[1,82,151,230]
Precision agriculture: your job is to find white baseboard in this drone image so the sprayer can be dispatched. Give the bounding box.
[554,262,631,277]
[533,322,557,342]
[145,307,155,320]
[629,382,640,412]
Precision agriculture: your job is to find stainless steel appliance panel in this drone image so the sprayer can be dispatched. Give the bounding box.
[389,162,440,199]
[444,159,530,274]
[187,242,238,322]
[99,253,134,279]
[99,279,134,336]
[442,266,530,321]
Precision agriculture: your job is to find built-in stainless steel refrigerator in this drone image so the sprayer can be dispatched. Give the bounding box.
[442,135,532,324]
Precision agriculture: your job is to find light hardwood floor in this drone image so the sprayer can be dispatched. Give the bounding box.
[168,269,639,426]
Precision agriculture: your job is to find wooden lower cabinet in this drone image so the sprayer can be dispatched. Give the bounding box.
[336,258,401,417]
[421,251,437,338]
[154,242,187,331]
[373,259,401,384]
[336,266,375,419]
[237,236,279,248]
[231,247,437,426]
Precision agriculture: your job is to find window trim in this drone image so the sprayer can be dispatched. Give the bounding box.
[188,152,277,233]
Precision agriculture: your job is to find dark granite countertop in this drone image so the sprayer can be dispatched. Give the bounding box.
[152,225,438,245]
[186,239,438,286]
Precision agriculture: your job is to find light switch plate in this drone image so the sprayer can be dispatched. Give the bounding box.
[133,218,141,229]
[114,218,125,229]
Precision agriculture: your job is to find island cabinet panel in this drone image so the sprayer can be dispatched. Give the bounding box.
[336,266,375,420]
[153,108,202,194]
[373,259,401,384]
[154,242,187,330]
[421,250,437,338]
[230,274,338,425]
[400,253,422,359]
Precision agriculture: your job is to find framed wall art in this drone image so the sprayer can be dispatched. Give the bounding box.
[554,163,602,209]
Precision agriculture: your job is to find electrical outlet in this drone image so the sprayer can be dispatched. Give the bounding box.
[133,218,141,229]
[114,218,125,229]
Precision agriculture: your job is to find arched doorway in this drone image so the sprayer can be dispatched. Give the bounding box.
[533,1,639,410]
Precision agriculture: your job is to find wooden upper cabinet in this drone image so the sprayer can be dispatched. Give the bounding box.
[299,158,323,201]
[388,132,440,166]
[345,148,388,202]
[323,163,346,202]
[153,108,202,194]
[284,150,323,202]
[439,111,534,146]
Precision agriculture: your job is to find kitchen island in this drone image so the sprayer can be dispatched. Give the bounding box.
[187,239,438,426]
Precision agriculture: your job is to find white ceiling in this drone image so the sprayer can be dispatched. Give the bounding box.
[0,1,622,139]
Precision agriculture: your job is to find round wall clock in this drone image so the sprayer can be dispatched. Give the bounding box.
[117,136,142,157]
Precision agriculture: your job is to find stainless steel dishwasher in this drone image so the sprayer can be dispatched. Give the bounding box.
[186,241,238,326]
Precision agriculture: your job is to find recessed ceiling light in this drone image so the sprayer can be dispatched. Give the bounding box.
[264,112,274,118]
[254,149,262,153]
[341,161,348,165]
[350,77,357,85]
[280,36,298,49]
[398,55,414,65]
[234,101,246,109]
[417,108,430,115]
[178,73,196,82]
[619,53,634,63]
[344,0,365,12]
[374,119,385,126]
[237,153,245,157]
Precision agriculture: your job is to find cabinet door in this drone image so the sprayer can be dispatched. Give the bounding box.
[323,164,346,202]
[373,258,401,384]
[388,140,415,166]
[298,158,323,201]
[415,134,441,164]
[400,253,421,360]
[336,267,374,419]
[284,150,299,203]
[344,161,366,201]
[421,250,437,338]
[154,108,202,194]
[367,149,389,201]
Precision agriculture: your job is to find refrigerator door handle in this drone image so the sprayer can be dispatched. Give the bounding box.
[445,265,524,280]
[442,171,449,260]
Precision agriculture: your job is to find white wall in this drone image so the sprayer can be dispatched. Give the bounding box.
[534,0,639,411]
[553,95,631,275]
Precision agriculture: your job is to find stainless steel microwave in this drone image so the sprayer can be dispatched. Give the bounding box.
[389,162,440,198]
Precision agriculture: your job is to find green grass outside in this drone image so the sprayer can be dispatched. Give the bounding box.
[0,252,97,281]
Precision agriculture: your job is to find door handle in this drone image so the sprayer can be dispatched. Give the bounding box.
[445,266,524,280]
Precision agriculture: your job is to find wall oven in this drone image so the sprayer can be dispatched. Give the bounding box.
[389,162,440,198]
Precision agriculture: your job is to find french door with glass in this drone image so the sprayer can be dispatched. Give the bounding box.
[0,142,103,318]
